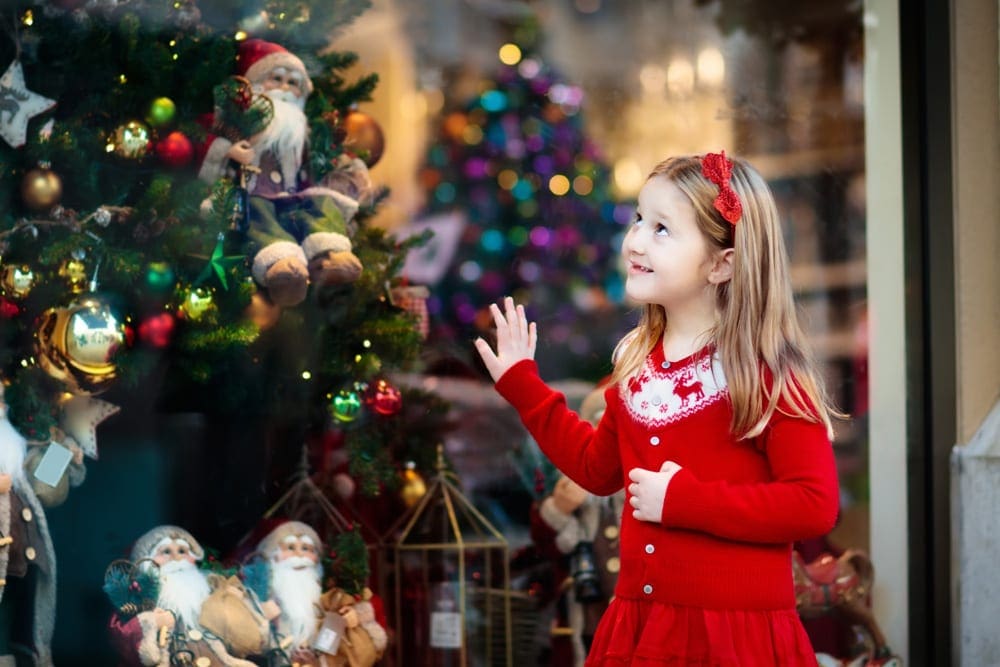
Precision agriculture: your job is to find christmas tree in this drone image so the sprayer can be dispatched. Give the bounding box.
[416,18,632,380]
[0,7,454,655]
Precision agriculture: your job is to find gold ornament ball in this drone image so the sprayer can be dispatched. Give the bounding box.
[1,264,36,299]
[112,120,152,159]
[35,295,126,394]
[21,168,63,211]
[178,286,216,321]
[340,110,385,167]
[399,465,427,508]
[59,259,89,294]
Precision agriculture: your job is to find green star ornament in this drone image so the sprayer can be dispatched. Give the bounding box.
[0,60,56,148]
[195,233,244,290]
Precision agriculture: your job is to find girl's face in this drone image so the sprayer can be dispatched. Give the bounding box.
[622,175,719,312]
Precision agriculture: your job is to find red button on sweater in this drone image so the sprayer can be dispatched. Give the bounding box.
[495,344,839,612]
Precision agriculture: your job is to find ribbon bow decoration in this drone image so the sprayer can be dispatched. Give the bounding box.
[701,151,742,224]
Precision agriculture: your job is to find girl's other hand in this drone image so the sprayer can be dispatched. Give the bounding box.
[474,296,538,382]
[628,461,682,522]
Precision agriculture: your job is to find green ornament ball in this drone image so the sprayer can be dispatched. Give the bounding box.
[145,262,176,292]
[331,390,362,423]
[147,97,177,127]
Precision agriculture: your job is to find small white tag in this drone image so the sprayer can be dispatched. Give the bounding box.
[312,611,346,654]
[429,611,462,649]
[32,442,73,488]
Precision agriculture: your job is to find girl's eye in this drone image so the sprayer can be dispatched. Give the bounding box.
[654,223,669,236]
[631,214,643,226]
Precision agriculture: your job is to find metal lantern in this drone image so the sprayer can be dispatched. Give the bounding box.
[385,445,512,667]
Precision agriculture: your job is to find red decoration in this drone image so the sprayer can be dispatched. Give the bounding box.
[156,131,194,168]
[0,296,20,318]
[701,151,742,224]
[138,312,176,348]
[365,378,402,416]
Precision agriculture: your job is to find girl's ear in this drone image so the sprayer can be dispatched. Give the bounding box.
[708,248,734,284]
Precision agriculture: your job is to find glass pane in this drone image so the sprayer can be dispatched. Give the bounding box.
[0,0,870,664]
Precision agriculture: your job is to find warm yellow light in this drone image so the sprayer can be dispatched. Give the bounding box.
[498,43,523,66]
[639,64,667,95]
[119,74,127,84]
[234,30,248,41]
[549,174,571,196]
[697,47,726,88]
[614,158,644,195]
[21,10,33,26]
[301,371,312,380]
[573,175,594,196]
[667,57,695,96]
[498,169,518,190]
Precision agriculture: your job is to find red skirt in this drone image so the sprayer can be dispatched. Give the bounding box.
[585,597,818,666]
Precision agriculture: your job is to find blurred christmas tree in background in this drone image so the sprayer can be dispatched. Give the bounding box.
[0,0,450,521]
[415,17,633,380]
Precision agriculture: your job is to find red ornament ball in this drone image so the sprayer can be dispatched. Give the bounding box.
[365,378,402,416]
[138,312,176,348]
[156,131,194,168]
[0,296,20,318]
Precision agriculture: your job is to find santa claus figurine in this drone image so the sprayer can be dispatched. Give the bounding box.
[199,38,363,307]
[108,525,259,667]
[256,521,386,666]
[0,386,56,667]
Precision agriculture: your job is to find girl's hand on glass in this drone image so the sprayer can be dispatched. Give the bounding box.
[474,296,538,382]
[627,461,682,523]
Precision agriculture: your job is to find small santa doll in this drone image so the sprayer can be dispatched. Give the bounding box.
[108,525,258,667]
[198,38,362,307]
[256,521,386,666]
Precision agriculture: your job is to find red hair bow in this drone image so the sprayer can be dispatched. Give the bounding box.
[701,151,742,224]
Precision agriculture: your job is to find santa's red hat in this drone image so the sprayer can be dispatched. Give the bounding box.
[236,38,313,94]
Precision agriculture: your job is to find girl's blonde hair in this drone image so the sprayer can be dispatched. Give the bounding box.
[611,155,837,439]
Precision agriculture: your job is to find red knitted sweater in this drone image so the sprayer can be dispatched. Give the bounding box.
[495,344,839,611]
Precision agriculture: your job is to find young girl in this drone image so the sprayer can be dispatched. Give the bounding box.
[475,153,839,665]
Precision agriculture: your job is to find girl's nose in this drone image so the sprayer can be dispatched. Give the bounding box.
[624,227,645,254]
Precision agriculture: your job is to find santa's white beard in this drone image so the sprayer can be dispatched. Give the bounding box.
[257,90,308,186]
[271,557,323,648]
[0,414,27,485]
[156,559,211,629]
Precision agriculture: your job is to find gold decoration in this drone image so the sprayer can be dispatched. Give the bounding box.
[178,286,216,321]
[110,120,151,159]
[339,110,385,167]
[1,264,35,299]
[399,464,427,508]
[59,259,88,293]
[21,167,63,211]
[35,295,126,394]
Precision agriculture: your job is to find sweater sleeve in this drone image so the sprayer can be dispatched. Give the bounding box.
[495,360,623,496]
[659,411,839,543]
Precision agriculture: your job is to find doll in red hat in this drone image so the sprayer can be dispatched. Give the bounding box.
[199,39,363,307]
